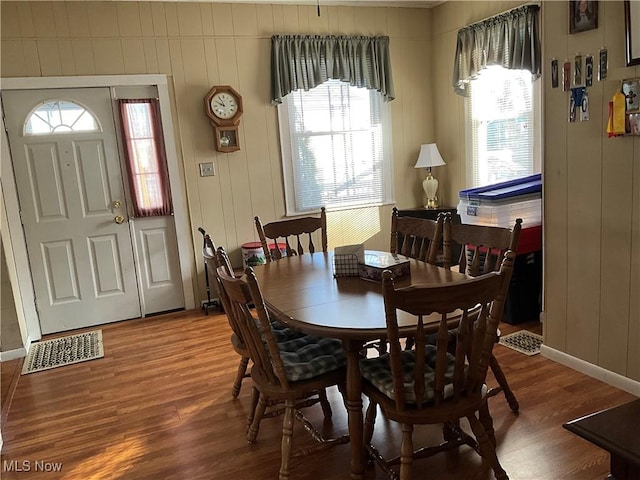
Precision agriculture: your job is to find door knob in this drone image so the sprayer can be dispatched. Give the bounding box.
[112,200,122,209]
[114,215,125,224]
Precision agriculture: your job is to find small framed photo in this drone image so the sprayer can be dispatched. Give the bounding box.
[570,1,598,34]
[626,113,640,135]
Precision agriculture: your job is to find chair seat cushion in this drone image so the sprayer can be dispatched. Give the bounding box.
[280,337,346,382]
[360,347,457,404]
[271,321,307,343]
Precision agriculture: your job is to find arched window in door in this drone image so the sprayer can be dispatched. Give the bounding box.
[25,100,100,134]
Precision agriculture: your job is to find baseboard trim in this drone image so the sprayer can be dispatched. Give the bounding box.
[0,347,27,362]
[541,345,640,396]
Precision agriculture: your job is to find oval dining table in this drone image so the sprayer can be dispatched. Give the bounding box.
[252,251,471,479]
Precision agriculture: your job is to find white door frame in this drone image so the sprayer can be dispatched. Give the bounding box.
[0,74,196,344]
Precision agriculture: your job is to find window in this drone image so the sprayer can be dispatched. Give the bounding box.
[25,100,99,135]
[466,66,541,187]
[119,99,172,217]
[278,80,393,215]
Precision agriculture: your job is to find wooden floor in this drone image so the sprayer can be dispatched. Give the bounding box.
[0,309,636,480]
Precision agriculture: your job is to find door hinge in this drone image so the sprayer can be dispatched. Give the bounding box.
[19,210,24,225]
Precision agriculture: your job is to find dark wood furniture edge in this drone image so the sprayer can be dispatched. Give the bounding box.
[563,399,640,467]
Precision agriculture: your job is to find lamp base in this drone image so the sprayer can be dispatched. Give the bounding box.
[422,172,440,209]
[425,197,439,209]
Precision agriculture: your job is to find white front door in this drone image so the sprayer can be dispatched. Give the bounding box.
[2,87,142,333]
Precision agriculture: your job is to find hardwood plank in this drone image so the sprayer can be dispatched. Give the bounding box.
[0,312,635,479]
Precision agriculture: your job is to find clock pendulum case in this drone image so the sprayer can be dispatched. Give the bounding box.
[204,85,243,152]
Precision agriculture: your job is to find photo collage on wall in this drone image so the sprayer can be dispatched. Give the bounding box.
[550,1,605,123]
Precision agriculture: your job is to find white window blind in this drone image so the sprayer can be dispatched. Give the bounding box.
[466,66,538,187]
[278,80,393,215]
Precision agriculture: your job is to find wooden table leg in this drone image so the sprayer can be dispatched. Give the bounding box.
[345,339,365,479]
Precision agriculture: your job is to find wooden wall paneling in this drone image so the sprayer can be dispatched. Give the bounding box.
[142,39,159,74]
[122,39,146,75]
[306,4,331,34]
[92,39,125,75]
[373,7,388,33]
[66,1,90,37]
[15,3,34,38]
[70,39,96,75]
[117,3,142,38]
[1,41,27,77]
[325,6,341,33]
[354,7,376,35]
[177,3,204,38]
[200,3,215,37]
[52,2,70,37]
[164,3,180,38]
[1,3,20,38]
[87,2,119,37]
[279,4,299,34]
[271,4,285,33]
[139,2,154,37]
[150,2,168,37]
[255,4,275,35]
[239,38,277,230]
[565,130,602,364]
[154,38,171,75]
[36,40,63,76]
[32,2,56,38]
[336,6,356,33]
[541,1,568,352]
[22,40,41,77]
[231,3,259,37]
[57,40,76,76]
[212,3,234,37]
[599,135,633,375]
[296,5,312,34]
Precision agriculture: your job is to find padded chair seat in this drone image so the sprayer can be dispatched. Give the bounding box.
[280,337,346,382]
[271,321,307,343]
[360,347,457,404]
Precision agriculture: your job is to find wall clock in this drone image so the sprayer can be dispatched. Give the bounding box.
[204,85,243,152]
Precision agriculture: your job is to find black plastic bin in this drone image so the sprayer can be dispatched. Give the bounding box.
[503,250,542,324]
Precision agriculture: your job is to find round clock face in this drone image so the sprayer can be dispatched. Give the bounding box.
[210,92,238,120]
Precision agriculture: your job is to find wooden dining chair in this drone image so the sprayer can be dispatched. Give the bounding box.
[217,264,349,480]
[200,232,250,398]
[361,251,515,480]
[441,215,523,412]
[254,207,327,262]
[390,207,445,264]
[367,207,448,355]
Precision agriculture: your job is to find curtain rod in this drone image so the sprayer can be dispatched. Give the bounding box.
[467,2,540,27]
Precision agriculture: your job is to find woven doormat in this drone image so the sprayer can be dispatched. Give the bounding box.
[22,330,104,374]
[499,330,543,356]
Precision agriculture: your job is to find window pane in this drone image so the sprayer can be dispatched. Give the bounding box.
[281,80,392,214]
[468,67,535,187]
[25,100,99,135]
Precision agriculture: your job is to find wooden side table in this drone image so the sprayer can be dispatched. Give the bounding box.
[396,206,460,223]
[563,399,640,480]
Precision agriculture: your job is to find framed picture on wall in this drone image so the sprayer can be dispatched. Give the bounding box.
[625,0,640,66]
[569,1,598,34]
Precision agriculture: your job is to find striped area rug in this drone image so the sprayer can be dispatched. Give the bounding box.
[22,330,104,374]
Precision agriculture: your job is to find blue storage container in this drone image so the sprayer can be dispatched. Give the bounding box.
[458,173,542,204]
[457,174,542,228]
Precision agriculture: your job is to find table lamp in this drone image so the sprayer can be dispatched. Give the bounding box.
[414,143,446,209]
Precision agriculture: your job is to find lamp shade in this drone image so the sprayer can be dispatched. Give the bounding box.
[414,143,446,169]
